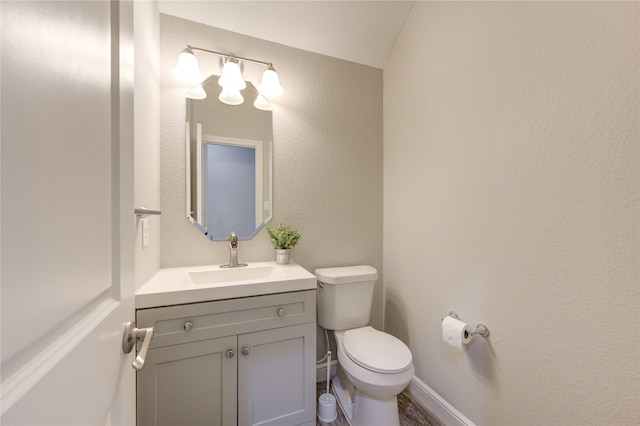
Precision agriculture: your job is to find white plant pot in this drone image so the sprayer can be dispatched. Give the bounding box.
[275,249,290,264]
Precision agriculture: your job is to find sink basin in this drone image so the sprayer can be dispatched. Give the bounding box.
[186,265,276,285]
[135,261,317,309]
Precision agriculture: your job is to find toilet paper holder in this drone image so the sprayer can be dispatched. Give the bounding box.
[443,311,490,339]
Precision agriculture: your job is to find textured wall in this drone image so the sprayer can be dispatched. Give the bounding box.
[384,2,639,425]
[134,0,161,287]
[159,15,384,336]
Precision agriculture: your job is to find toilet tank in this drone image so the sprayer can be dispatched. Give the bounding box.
[315,265,378,330]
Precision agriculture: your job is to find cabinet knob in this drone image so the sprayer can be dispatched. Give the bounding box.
[226,349,235,359]
[184,321,193,331]
[278,308,286,317]
[241,347,250,356]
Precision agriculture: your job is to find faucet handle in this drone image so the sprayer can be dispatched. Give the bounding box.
[220,231,247,269]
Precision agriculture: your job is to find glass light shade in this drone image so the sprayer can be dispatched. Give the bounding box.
[172,48,203,84]
[258,66,283,97]
[218,88,244,105]
[218,60,246,91]
[253,93,272,111]
[186,84,206,100]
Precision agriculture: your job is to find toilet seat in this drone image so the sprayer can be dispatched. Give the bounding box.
[343,326,412,374]
[334,329,415,400]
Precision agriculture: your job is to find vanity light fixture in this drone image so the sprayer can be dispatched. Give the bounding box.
[258,64,284,97]
[218,58,246,91]
[173,45,283,108]
[172,47,204,85]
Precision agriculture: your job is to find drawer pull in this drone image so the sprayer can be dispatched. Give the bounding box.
[184,321,193,331]
[226,349,235,359]
[278,308,286,317]
[242,347,250,356]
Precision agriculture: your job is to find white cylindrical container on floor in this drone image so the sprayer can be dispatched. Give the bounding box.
[318,393,338,423]
[318,351,337,423]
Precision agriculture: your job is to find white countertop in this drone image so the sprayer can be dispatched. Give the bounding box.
[135,261,317,309]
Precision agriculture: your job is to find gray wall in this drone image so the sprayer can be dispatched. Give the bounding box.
[158,14,384,340]
[384,2,639,424]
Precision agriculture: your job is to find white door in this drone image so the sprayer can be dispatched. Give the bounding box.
[1,1,136,425]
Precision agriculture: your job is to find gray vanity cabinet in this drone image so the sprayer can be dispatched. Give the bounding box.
[136,335,238,426]
[135,290,316,426]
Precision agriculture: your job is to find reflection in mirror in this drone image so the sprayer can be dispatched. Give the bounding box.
[186,75,273,241]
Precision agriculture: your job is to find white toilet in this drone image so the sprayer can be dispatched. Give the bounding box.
[315,265,415,426]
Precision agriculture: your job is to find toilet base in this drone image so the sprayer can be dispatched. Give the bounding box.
[332,376,400,426]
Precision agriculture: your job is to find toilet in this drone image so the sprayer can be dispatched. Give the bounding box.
[315,265,415,426]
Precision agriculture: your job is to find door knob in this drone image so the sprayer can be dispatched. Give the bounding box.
[241,346,250,356]
[122,321,155,370]
[226,349,235,359]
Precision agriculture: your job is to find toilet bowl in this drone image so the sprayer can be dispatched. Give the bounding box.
[332,327,415,426]
[335,327,414,399]
[315,266,415,426]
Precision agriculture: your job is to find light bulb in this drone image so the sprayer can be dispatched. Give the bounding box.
[172,47,203,84]
[218,59,246,91]
[258,65,283,97]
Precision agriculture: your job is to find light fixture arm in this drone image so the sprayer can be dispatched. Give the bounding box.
[186,45,273,68]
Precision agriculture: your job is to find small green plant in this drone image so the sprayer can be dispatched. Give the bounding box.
[266,223,303,250]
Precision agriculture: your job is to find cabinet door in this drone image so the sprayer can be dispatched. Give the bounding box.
[238,323,316,426]
[137,336,237,426]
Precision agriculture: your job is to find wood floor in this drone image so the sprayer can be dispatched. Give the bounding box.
[315,381,443,426]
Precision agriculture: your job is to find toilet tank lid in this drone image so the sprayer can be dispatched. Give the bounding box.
[315,265,378,284]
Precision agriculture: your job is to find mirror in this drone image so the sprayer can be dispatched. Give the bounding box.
[186,75,273,241]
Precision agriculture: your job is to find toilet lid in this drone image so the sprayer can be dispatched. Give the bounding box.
[343,327,412,374]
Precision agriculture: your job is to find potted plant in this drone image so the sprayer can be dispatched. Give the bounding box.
[266,223,303,264]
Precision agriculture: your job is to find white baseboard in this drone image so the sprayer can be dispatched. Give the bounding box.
[408,376,475,426]
[316,360,338,382]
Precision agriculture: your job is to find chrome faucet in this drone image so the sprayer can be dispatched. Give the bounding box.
[221,232,247,268]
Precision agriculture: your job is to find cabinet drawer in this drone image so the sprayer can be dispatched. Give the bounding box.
[136,290,316,349]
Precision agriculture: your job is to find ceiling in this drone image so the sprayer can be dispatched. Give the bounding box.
[158,1,414,69]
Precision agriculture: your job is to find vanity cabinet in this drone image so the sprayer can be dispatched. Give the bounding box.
[136,290,316,426]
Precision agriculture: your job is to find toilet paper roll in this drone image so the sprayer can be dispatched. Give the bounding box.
[442,316,472,350]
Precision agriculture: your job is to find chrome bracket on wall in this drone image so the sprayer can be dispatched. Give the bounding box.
[134,207,162,218]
